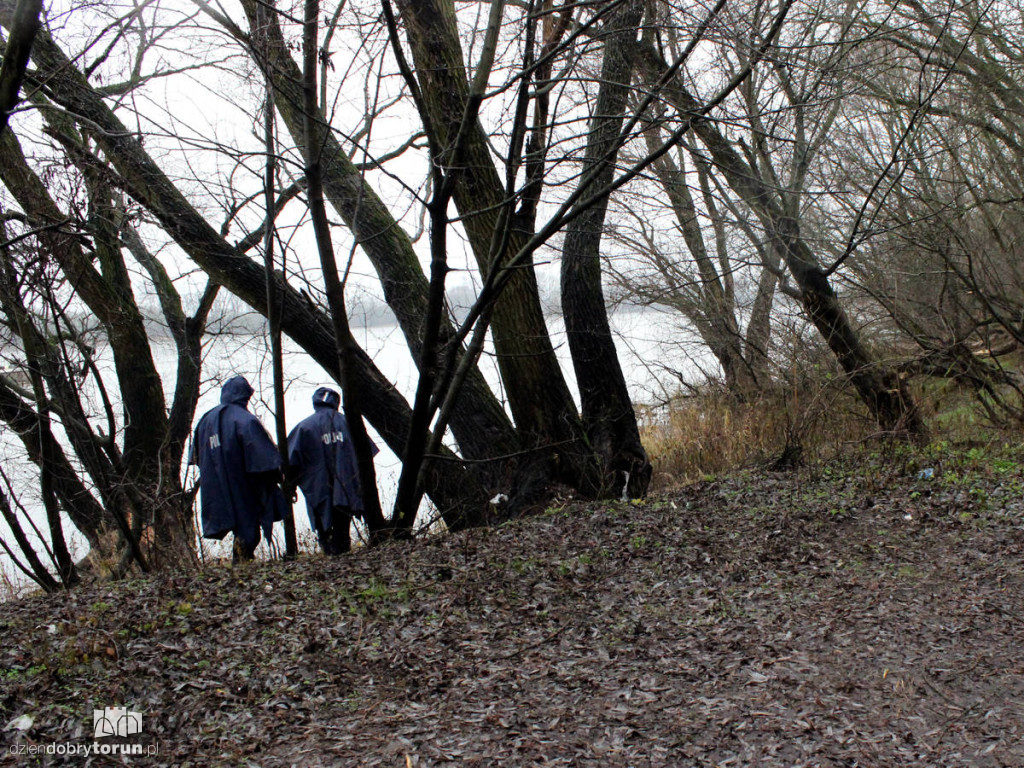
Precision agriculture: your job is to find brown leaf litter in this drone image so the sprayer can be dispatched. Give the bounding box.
[2,458,1023,766]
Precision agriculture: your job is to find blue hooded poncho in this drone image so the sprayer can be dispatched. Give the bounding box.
[287,387,377,533]
[189,376,284,545]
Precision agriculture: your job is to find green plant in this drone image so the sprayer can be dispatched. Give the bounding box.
[511,557,537,575]
[358,580,388,603]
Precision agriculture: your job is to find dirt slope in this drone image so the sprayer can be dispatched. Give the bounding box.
[2,458,1023,766]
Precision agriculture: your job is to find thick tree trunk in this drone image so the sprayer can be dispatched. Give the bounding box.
[7,18,492,527]
[241,0,519,472]
[561,0,651,498]
[393,0,582,450]
[0,0,40,134]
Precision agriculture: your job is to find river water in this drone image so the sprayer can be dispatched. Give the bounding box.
[0,307,703,592]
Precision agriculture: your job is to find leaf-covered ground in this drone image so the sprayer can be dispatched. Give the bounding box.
[2,457,1024,766]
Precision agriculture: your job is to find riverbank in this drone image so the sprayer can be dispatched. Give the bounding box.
[2,451,1023,765]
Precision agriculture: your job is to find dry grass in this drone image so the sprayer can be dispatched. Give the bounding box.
[639,356,1024,494]
[639,381,907,491]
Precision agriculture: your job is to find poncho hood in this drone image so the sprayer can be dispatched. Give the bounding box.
[221,375,254,407]
[312,387,341,410]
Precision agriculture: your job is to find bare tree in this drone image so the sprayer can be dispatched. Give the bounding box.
[837,0,1024,422]
[608,127,779,400]
[633,0,924,436]
[0,1,220,574]
[0,0,793,578]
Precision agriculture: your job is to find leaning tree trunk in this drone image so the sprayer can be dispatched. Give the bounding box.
[5,15,493,527]
[639,46,923,435]
[393,0,583,454]
[0,121,192,566]
[0,377,108,548]
[560,0,652,498]
[241,0,520,479]
[781,220,923,433]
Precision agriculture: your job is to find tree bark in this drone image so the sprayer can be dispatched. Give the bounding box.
[560,0,651,497]
[240,0,519,472]
[3,18,491,524]
[393,0,582,450]
[0,0,40,134]
[637,44,924,435]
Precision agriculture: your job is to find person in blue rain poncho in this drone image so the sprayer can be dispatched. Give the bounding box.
[189,376,285,562]
[287,387,378,554]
